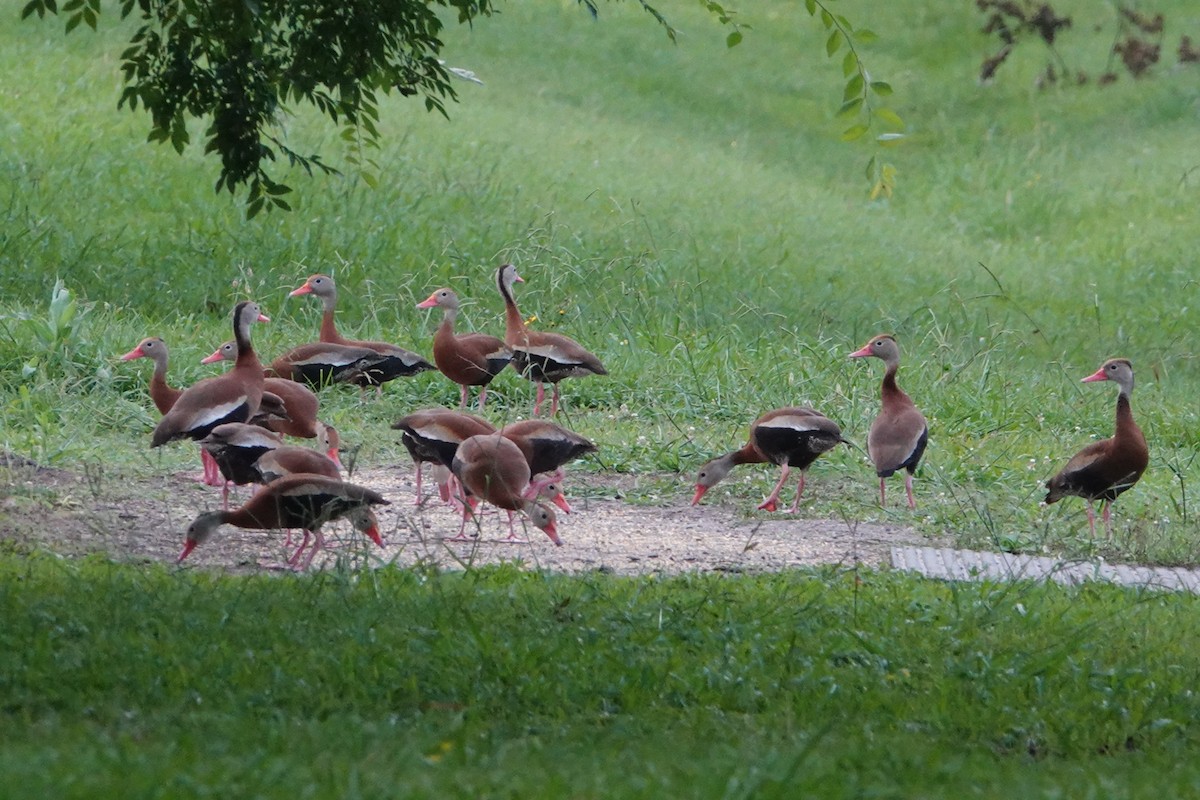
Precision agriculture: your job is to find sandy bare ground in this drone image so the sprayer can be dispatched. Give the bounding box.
[0,452,934,576]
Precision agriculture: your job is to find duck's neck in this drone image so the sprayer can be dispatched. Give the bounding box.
[319,294,342,344]
[499,276,526,344]
[1114,392,1139,439]
[149,357,179,414]
[881,363,913,407]
[233,311,261,373]
[730,442,768,467]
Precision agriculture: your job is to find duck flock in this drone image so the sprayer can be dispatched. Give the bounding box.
[121,264,1149,570]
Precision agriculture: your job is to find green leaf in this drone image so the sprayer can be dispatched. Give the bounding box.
[805,0,816,15]
[854,29,879,44]
[842,50,857,78]
[843,74,864,102]
[820,9,833,28]
[875,107,905,128]
[865,155,877,182]
[246,197,265,220]
[826,30,841,57]
[837,97,863,118]
[876,132,906,144]
[64,12,82,32]
[841,123,869,141]
[870,81,894,96]
[726,30,742,48]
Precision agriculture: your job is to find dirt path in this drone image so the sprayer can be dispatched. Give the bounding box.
[1,456,933,575]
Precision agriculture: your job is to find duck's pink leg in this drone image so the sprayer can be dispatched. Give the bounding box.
[878,478,887,507]
[299,530,325,570]
[757,464,791,512]
[549,384,561,417]
[477,387,488,411]
[287,531,313,568]
[450,504,474,542]
[458,384,469,409]
[1086,502,1097,538]
[503,511,527,544]
[412,461,424,506]
[533,383,546,416]
[790,472,808,513]
[904,473,917,510]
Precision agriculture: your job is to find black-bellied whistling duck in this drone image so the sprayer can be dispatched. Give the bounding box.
[500,419,596,512]
[416,288,511,410]
[691,407,849,512]
[120,337,181,415]
[268,341,393,391]
[497,264,606,416]
[391,408,497,505]
[119,336,221,482]
[203,339,330,441]
[151,302,269,477]
[848,335,929,509]
[178,473,388,570]
[1045,358,1149,537]
[451,433,560,545]
[200,423,285,508]
[289,273,434,392]
[255,442,341,484]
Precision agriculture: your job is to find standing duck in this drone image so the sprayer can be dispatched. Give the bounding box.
[1045,358,1149,537]
[691,408,849,512]
[203,340,326,440]
[391,408,497,505]
[178,473,388,570]
[151,302,269,474]
[290,273,434,391]
[848,334,928,509]
[120,337,182,415]
[268,341,393,391]
[497,264,606,416]
[451,433,560,545]
[416,288,511,410]
[120,336,220,483]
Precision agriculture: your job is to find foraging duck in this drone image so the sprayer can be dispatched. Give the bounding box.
[497,264,606,416]
[691,407,849,511]
[178,473,388,570]
[151,302,269,476]
[200,423,285,507]
[848,334,928,509]
[290,273,434,390]
[451,433,560,545]
[417,287,511,410]
[1045,358,1149,537]
[391,408,497,505]
[500,419,596,512]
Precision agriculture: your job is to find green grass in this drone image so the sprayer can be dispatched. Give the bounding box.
[4,556,1200,798]
[4,0,1200,793]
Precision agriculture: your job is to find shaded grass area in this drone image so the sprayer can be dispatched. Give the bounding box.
[3,555,1200,796]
